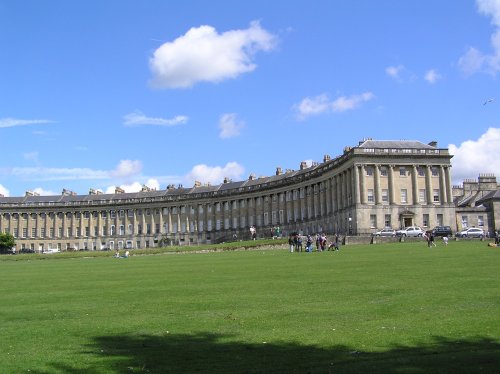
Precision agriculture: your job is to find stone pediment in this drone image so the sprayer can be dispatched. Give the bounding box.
[399,209,415,216]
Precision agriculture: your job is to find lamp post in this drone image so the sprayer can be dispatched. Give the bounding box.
[348,217,352,235]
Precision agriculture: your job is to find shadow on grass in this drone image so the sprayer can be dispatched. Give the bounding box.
[35,333,500,373]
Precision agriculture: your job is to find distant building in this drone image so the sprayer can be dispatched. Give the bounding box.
[1,138,496,252]
[453,174,500,234]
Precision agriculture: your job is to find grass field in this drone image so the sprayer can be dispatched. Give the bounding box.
[1,240,499,373]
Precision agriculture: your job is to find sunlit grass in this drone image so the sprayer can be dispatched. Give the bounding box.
[1,239,499,373]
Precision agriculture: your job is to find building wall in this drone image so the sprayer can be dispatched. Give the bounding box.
[0,140,457,251]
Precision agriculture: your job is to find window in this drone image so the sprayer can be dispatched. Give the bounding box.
[224,218,229,230]
[216,203,220,212]
[128,224,133,235]
[461,216,468,228]
[431,167,439,177]
[171,207,177,214]
[67,227,72,237]
[110,225,116,235]
[263,212,269,226]
[120,225,125,235]
[146,209,151,216]
[400,167,407,176]
[384,214,391,228]
[382,189,388,202]
[84,211,90,219]
[233,217,238,228]
[50,228,54,238]
[207,219,212,231]
[58,227,63,238]
[128,209,134,217]
[366,166,374,176]
[216,220,221,230]
[85,227,90,237]
[119,210,124,218]
[401,189,407,203]
[110,210,116,219]
[22,228,28,238]
[423,214,429,227]
[101,211,107,218]
[478,215,484,227]
[433,189,440,202]
[146,224,151,234]
[419,189,426,203]
[137,224,142,234]
[13,228,19,238]
[32,227,37,238]
[232,201,238,210]
[180,206,185,214]
[155,224,160,234]
[380,167,388,177]
[367,189,374,203]
[437,214,443,226]
[370,214,377,228]
[224,202,229,211]
[417,167,425,177]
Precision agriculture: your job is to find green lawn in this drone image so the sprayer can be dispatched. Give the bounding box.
[1,240,499,373]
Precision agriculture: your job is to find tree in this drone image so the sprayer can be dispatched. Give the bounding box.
[0,232,15,254]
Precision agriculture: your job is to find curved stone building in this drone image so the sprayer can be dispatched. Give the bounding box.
[0,139,455,252]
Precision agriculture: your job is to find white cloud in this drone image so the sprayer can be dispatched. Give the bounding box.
[424,69,442,84]
[105,178,160,194]
[449,127,500,183]
[6,159,143,182]
[149,21,277,88]
[294,92,375,120]
[23,151,39,163]
[185,162,245,185]
[458,0,500,75]
[10,166,109,181]
[0,184,9,197]
[110,160,142,179]
[385,65,405,80]
[218,113,245,139]
[32,187,57,196]
[123,111,188,127]
[0,118,54,128]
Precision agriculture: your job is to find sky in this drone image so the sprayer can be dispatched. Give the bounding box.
[1,0,500,197]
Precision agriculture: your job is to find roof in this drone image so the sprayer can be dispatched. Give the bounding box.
[357,139,436,149]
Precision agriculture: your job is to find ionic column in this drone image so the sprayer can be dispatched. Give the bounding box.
[388,165,395,204]
[412,165,419,205]
[425,166,433,204]
[445,166,453,204]
[359,165,366,204]
[439,166,447,204]
[354,165,361,204]
[374,164,381,205]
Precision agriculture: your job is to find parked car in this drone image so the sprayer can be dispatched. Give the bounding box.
[432,226,453,237]
[456,228,484,238]
[372,228,396,237]
[396,226,424,237]
[42,248,61,254]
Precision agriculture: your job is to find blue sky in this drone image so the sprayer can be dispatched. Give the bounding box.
[1,0,500,197]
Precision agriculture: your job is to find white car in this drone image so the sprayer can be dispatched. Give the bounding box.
[372,228,396,237]
[43,248,61,254]
[396,226,424,237]
[456,228,484,238]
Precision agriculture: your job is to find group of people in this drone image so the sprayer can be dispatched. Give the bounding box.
[288,233,341,253]
[114,249,130,258]
[423,231,449,247]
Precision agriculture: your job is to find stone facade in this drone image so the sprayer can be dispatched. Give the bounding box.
[0,139,463,252]
[453,174,500,234]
